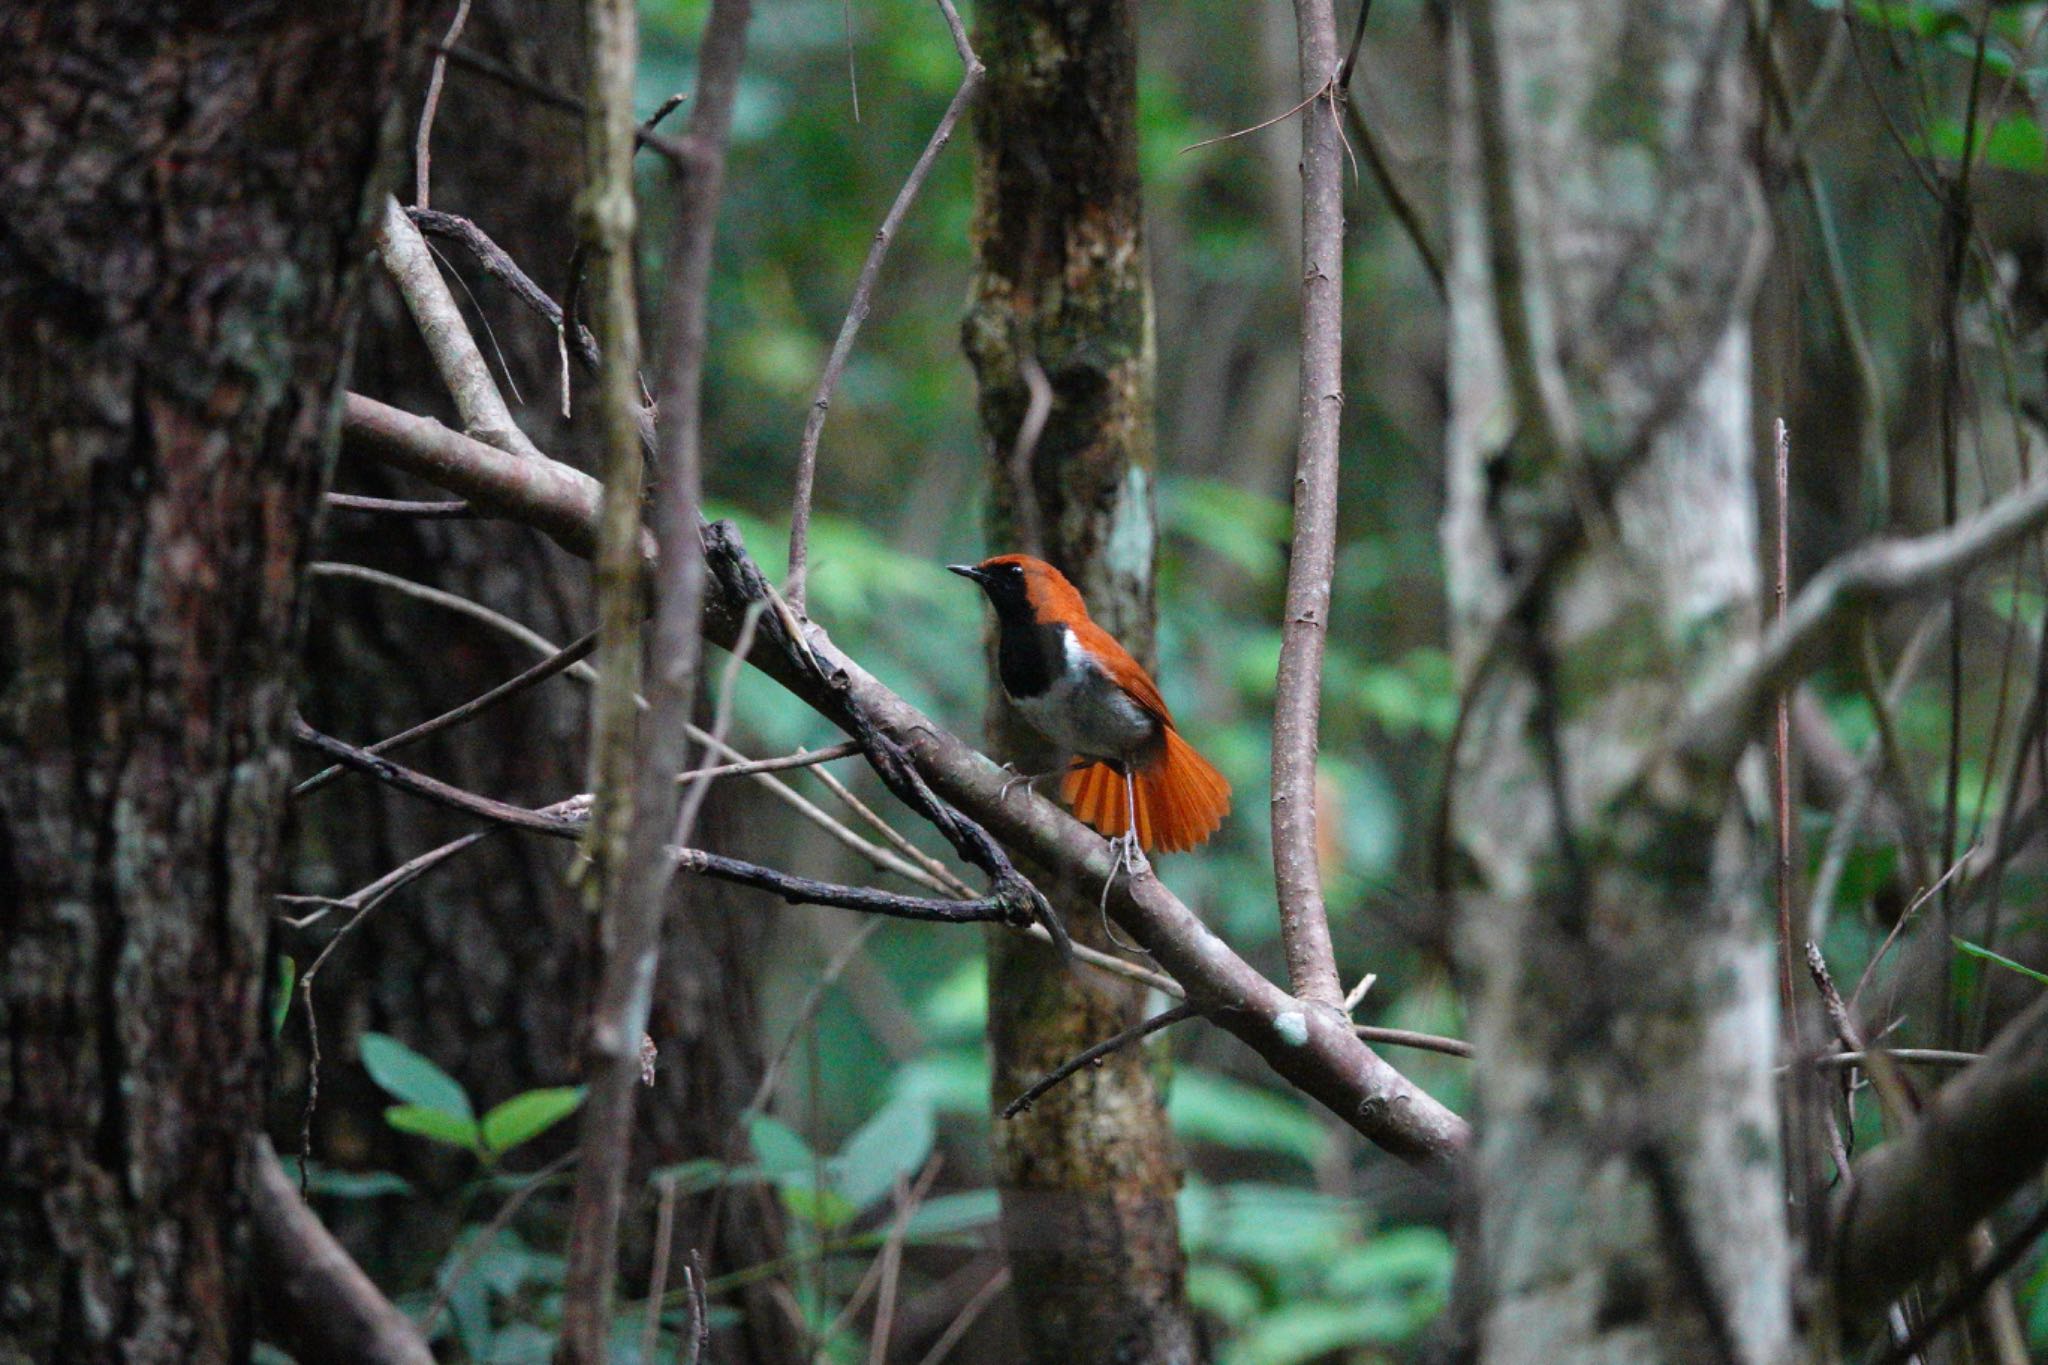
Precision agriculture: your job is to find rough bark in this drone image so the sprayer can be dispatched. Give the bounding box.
[1442,2,1789,1361]
[962,1,1201,1360]
[0,4,404,1359]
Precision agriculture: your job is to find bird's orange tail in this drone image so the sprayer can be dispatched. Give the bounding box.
[1061,729,1231,854]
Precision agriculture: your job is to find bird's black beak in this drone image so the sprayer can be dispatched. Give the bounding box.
[947,563,986,585]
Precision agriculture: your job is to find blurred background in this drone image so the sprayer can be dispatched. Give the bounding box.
[278,0,2048,1359]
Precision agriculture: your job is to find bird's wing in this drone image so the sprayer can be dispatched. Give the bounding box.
[1070,618,1176,727]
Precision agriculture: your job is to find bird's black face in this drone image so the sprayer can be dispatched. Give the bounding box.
[948,560,1033,622]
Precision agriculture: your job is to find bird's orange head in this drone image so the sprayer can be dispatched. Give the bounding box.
[946,554,1089,626]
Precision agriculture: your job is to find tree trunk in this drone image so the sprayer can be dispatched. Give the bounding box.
[1442,2,1792,1360]
[0,5,403,1360]
[963,2,1202,1362]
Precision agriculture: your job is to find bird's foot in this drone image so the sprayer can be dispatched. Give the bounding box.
[997,763,1046,805]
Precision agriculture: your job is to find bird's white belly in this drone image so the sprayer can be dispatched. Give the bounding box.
[1007,632,1157,761]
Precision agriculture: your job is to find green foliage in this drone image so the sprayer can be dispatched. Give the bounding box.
[360,1032,472,1122]
[360,1033,583,1162]
[270,955,295,1038]
[1182,1183,1453,1361]
[480,1089,587,1155]
[747,1095,937,1230]
[1954,936,2048,986]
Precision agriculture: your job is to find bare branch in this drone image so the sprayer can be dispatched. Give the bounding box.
[294,628,598,798]
[787,0,981,611]
[559,0,747,1346]
[342,405,1471,1167]
[1002,1001,1204,1117]
[374,196,544,462]
[1678,473,2048,767]
[1834,987,2048,1324]
[290,722,1025,924]
[249,1137,435,1365]
[1269,0,1349,1012]
[408,206,601,371]
[324,492,472,517]
[413,0,474,209]
[342,393,606,556]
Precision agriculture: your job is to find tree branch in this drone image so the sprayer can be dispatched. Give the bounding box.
[341,393,605,556]
[558,0,747,1346]
[373,195,544,462]
[1678,474,2048,767]
[1269,0,1349,1012]
[249,1137,435,1365]
[408,206,601,372]
[1002,1001,1205,1118]
[340,404,1471,1169]
[1834,987,2048,1323]
[787,0,982,610]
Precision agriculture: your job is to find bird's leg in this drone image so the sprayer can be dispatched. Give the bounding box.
[1117,762,1152,880]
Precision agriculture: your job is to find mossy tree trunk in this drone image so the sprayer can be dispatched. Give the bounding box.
[0,4,403,1358]
[1442,2,1794,1360]
[962,1,1202,1361]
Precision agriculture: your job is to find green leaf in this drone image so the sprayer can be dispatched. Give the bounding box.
[1170,1071,1328,1167]
[648,1157,753,1196]
[1954,937,2048,985]
[778,1182,859,1229]
[270,955,295,1039]
[1323,1227,1455,1296]
[384,1103,483,1153]
[747,1114,815,1177]
[898,1189,1001,1244]
[831,1097,934,1211]
[1922,114,2047,173]
[359,1032,473,1121]
[276,1157,415,1199]
[480,1086,585,1155]
[1225,1299,1423,1365]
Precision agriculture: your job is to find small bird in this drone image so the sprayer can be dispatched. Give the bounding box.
[949,555,1231,872]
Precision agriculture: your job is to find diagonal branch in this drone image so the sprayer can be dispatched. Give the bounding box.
[787,0,983,611]
[1677,474,2048,767]
[339,399,1470,1168]
[290,721,1027,926]
[1834,988,2048,1325]
[250,1137,435,1365]
[408,206,601,372]
[373,195,545,463]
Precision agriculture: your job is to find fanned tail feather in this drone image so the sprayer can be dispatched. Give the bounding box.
[1060,729,1231,854]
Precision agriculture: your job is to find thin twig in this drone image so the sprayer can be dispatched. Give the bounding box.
[914,1266,1011,1365]
[294,629,598,798]
[640,1174,680,1365]
[291,719,1029,925]
[1001,1001,1204,1117]
[324,492,472,517]
[787,0,983,611]
[1342,100,1444,296]
[414,0,476,209]
[421,1152,578,1335]
[1354,1024,1472,1058]
[684,739,862,783]
[1774,419,1799,1032]
[408,207,601,371]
